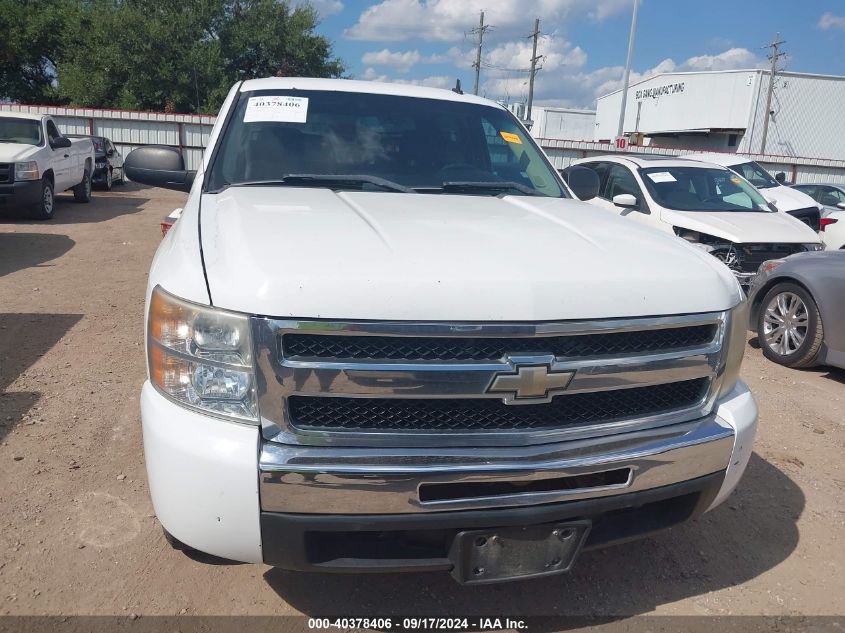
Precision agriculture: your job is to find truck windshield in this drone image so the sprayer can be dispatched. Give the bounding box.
[0,118,42,146]
[731,161,779,189]
[640,166,773,212]
[206,89,565,197]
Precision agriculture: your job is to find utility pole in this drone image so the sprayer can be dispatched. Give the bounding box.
[471,11,490,95]
[760,33,786,155]
[616,0,640,141]
[526,18,541,124]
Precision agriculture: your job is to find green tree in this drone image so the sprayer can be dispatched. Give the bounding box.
[0,0,345,114]
[0,0,78,104]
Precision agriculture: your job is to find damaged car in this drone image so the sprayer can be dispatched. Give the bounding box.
[567,155,822,289]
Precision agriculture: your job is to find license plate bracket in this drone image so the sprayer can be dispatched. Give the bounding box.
[448,520,591,584]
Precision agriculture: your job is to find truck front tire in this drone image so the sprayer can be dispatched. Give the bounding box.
[28,178,55,220]
[73,169,92,203]
[162,527,195,552]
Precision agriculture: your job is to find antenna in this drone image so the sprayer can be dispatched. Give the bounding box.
[452,78,464,95]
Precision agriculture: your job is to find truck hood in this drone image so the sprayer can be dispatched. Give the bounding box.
[662,208,820,244]
[0,143,38,162]
[199,188,742,321]
[758,184,819,212]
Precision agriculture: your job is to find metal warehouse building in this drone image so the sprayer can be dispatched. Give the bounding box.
[595,69,845,160]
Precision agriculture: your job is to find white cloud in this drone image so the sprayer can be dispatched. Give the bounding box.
[818,12,845,31]
[346,0,630,42]
[483,47,766,108]
[301,0,344,17]
[682,47,765,71]
[361,67,454,89]
[361,48,453,72]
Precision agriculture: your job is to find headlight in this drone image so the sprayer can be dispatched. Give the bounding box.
[757,259,785,275]
[718,301,749,398]
[14,161,39,181]
[147,286,258,423]
[802,243,823,251]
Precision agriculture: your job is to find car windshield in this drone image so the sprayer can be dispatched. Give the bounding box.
[731,161,779,189]
[206,89,565,197]
[640,166,773,212]
[0,118,42,145]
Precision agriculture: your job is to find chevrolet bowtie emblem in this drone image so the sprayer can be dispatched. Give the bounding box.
[488,363,576,404]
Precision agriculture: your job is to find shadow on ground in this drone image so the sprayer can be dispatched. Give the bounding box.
[0,312,83,440]
[0,232,75,278]
[263,453,802,617]
[0,182,149,225]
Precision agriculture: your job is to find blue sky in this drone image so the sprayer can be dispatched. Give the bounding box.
[304,0,845,108]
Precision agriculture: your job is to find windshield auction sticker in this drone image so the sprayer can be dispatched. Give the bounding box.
[244,96,309,123]
[500,131,522,144]
[647,171,677,183]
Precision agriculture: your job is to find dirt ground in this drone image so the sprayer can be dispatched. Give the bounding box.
[0,184,843,618]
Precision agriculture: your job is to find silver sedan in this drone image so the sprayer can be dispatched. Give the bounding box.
[747,250,845,369]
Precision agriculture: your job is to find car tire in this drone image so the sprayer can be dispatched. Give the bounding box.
[162,528,195,552]
[757,282,824,368]
[28,178,55,220]
[72,169,92,203]
[103,168,113,191]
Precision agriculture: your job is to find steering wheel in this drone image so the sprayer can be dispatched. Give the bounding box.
[437,163,490,179]
[700,195,723,204]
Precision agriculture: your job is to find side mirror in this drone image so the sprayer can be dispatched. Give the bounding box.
[837,202,845,210]
[775,172,786,184]
[560,166,600,201]
[124,145,196,192]
[612,193,638,208]
[106,149,115,157]
[51,137,72,149]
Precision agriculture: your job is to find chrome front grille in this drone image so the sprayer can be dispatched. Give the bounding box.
[253,313,726,448]
[281,325,718,362]
[287,378,709,432]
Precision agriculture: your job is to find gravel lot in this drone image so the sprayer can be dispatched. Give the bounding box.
[0,185,843,617]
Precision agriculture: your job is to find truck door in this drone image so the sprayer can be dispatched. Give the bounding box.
[45,120,72,190]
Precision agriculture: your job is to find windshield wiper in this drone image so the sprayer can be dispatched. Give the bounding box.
[232,174,412,193]
[434,181,546,197]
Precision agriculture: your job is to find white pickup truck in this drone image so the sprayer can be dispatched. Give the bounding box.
[0,111,94,219]
[127,78,757,584]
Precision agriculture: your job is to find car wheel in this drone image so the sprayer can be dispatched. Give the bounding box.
[162,528,195,552]
[104,168,113,191]
[757,282,824,368]
[73,169,93,203]
[28,178,55,220]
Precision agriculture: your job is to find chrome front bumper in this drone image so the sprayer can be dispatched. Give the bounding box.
[259,413,735,515]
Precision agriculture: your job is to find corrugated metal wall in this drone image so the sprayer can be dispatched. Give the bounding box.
[4,102,844,185]
[0,104,214,170]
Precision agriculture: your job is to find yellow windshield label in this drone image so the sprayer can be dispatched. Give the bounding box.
[500,131,522,144]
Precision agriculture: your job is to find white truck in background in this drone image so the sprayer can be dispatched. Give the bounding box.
[0,111,94,219]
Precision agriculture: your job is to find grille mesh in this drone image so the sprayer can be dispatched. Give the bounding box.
[282,325,717,362]
[288,378,708,432]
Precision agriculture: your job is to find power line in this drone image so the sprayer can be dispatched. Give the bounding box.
[760,33,786,154]
[526,18,541,123]
[470,11,492,95]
